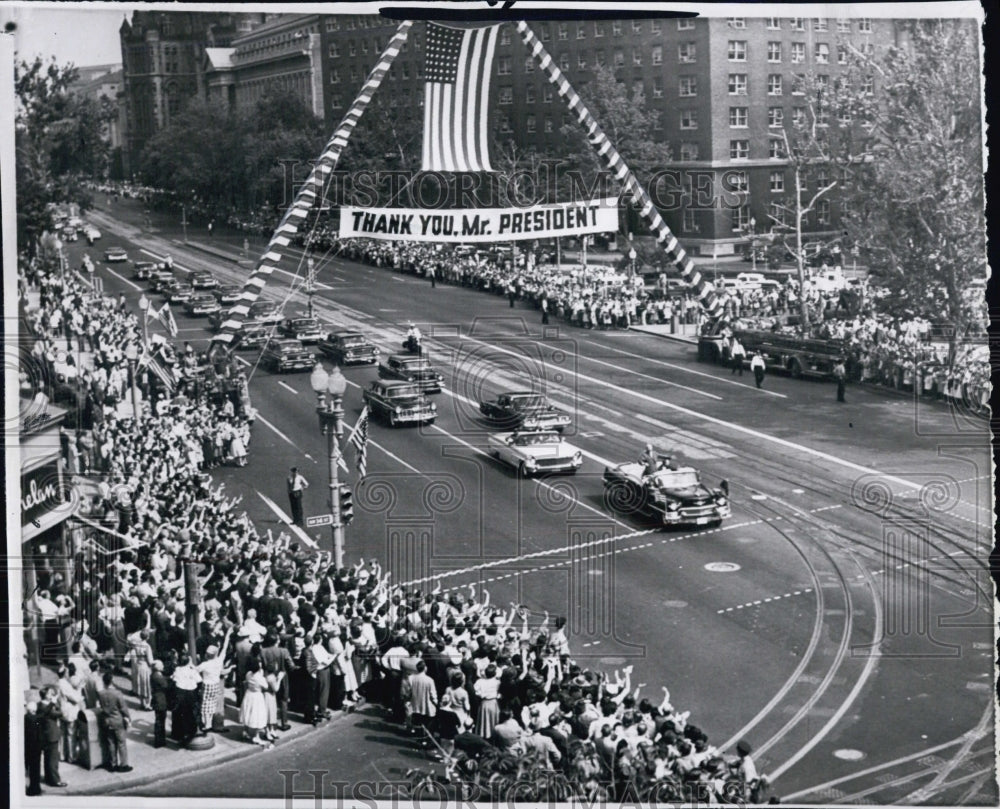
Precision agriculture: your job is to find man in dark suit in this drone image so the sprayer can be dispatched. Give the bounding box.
[150,660,170,748]
[96,670,132,771]
[259,632,294,730]
[24,700,44,795]
[38,687,66,787]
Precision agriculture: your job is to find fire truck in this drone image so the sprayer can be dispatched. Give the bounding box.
[698,322,847,379]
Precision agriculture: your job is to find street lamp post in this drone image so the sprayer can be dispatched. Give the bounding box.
[628,247,637,281]
[749,217,758,274]
[181,205,188,243]
[306,256,316,319]
[138,294,150,345]
[310,364,347,569]
[124,343,141,429]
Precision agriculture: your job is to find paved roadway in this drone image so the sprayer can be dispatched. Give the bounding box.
[67,198,995,804]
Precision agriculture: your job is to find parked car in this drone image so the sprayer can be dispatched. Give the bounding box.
[277,315,324,344]
[164,282,195,303]
[362,380,436,427]
[479,391,571,432]
[377,354,444,393]
[188,270,218,289]
[184,292,221,316]
[260,338,317,373]
[487,431,583,477]
[104,246,128,262]
[133,261,159,280]
[317,330,380,365]
[249,300,282,324]
[214,285,243,305]
[602,458,730,527]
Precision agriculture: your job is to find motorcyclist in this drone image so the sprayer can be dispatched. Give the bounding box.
[405,323,422,354]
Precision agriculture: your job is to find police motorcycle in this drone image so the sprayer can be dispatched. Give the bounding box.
[403,323,423,355]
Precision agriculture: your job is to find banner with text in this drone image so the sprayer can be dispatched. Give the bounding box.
[340,198,619,243]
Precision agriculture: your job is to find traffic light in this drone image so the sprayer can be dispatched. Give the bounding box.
[339,484,354,525]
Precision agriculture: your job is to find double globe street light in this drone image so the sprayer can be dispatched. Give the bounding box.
[310,363,348,569]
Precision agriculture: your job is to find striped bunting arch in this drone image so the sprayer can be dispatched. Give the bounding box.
[211,21,414,350]
[514,21,723,318]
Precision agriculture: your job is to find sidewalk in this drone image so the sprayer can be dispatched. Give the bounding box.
[630,322,700,344]
[24,663,324,796]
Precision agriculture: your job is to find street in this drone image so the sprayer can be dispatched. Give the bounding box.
[72,196,996,804]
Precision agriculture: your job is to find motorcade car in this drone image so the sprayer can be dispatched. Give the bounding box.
[83,224,101,242]
[148,268,176,292]
[260,338,317,373]
[133,261,160,280]
[362,380,437,426]
[214,285,243,305]
[188,270,219,289]
[377,354,444,393]
[235,324,269,351]
[184,292,221,316]
[164,282,195,304]
[249,300,282,324]
[104,246,128,262]
[487,430,583,477]
[603,457,730,527]
[479,391,571,432]
[317,330,380,365]
[277,315,324,344]
[61,226,78,242]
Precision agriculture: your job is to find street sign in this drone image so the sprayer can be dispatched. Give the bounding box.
[305,514,334,527]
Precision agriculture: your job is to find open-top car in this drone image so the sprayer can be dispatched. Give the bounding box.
[214,285,243,305]
[479,391,571,432]
[260,337,316,373]
[133,261,160,280]
[362,380,436,427]
[184,292,221,316]
[278,315,324,344]
[377,354,444,393]
[104,246,128,262]
[602,458,730,527]
[317,330,380,365]
[487,430,583,477]
[83,224,101,242]
[188,270,218,289]
[249,300,282,324]
[148,268,176,291]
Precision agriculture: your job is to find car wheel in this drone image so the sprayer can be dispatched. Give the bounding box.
[518,461,531,478]
[425,418,435,426]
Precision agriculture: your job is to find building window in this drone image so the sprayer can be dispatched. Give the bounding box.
[612,21,622,36]
[729,107,748,127]
[594,50,605,67]
[577,23,586,40]
[817,74,830,90]
[348,42,356,56]
[613,49,625,68]
[858,18,872,33]
[790,17,805,31]
[679,76,697,96]
[769,138,785,159]
[543,85,553,102]
[594,22,605,37]
[767,74,783,95]
[816,199,831,225]
[838,45,849,65]
[331,94,343,108]
[559,53,570,70]
[766,17,781,30]
[815,43,830,64]
[498,56,511,75]
[769,202,786,226]
[361,40,369,53]
[677,19,695,30]
[526,114,536,133]
[862,75,874,95]
[792,107,806,127]
[633,79,644,97]
[652,45,663,65]
[791,74,806,95]
[558,22,568,40]
[728,74,747,95]
[350,66,359,81]
[524,57,534,73]
[730,139,749,160]
[578,52,587,70]
[732,205,750,231]
[652,77,663,98]
[500,28,511,46]
[728,41,747,61]
[525,85,535,103]
[791,42,805,63]
[650,19,661,33]
[498,86,513,105]
[728,17,746,29]
[768,107,784,128]
[680,110,698,129]
[544,116,553,132]
[633,20,644,33]
[401,62,410,79]
[325,18,340,32]
[837,19,851,32]
[731,170,748,192]
[632,49,642,66]
[680,142,699,160]
[329,42,340,57]
[814,18,828,31]
[683,208,699,232]
[678,43,696,62]
[499,115,512,133]
[330,69,340,83]
[540,25,551,42]
[769,171,785,192]
[767,42,782,62]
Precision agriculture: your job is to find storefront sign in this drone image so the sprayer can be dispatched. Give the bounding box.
[340,198,619,243]
[21,460,65,527]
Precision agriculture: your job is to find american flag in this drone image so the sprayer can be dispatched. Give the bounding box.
[156,302,178,338]
[348,406,370,480]
[421,23,500,172]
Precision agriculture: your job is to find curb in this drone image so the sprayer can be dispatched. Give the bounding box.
[630,327,699,345]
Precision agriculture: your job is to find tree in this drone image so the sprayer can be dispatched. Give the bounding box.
[839,20,985,358]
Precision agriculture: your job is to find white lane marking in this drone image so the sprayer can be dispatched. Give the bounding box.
[578,352,722,400]
[634,412,737,459]
[719,588,813,614]
[426,423,633,531]
[457,333,924,492]
[101,265,142,291]
[370,438,423,475]
[278,380,298,394]
[235,356,251,366]
[581,338,787,399]
[254,491,317,548]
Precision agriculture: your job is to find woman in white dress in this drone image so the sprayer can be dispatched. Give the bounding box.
[240,659,271,747]
[474,663,501,738]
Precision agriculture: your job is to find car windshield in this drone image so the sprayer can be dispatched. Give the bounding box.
[512,433,560,446]
[399,359,430,369]
[511,395,545,409]
[653,470,701,489]
[292,319,317,328]
[340,336,365,346]
[387,385,421,398]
